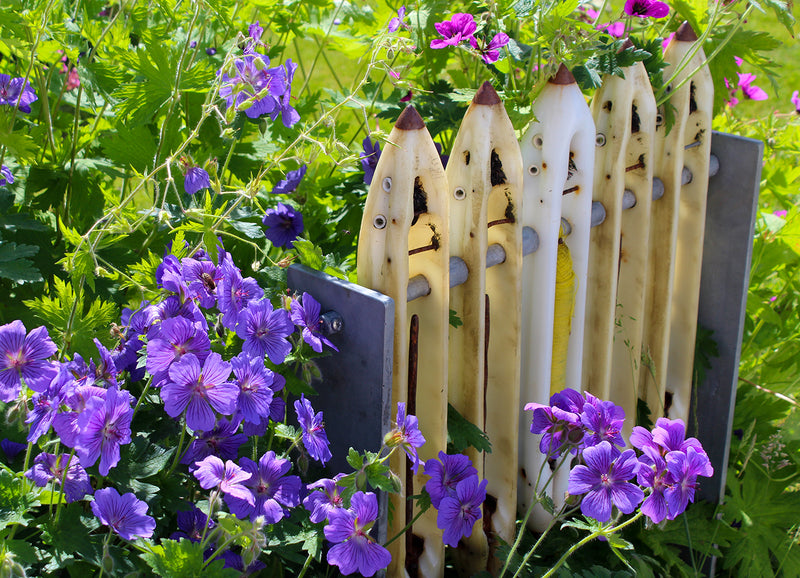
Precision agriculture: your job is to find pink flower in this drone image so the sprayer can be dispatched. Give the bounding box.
[791,90,800,113]
[585,8,624,38]
[430,13,477,49]
[624,0,670,18]
[738,73,768,101]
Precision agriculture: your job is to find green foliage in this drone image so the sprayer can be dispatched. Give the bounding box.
[447,403,492,454]
[0,468,38,531]
[142,540,238,577]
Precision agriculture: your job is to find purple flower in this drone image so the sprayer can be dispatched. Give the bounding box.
[171,506,214,542]
[581,395,626,448]
[430,13,477,49]
[1,439,27,461]
[161,352,238,432]
[90,338,118,388]
[230,354,278,425]
[0,165,13,187]
[664,446,713,519]
[637,448,672,523]
[388,6,408,32]
[91,487,156,540]
[182,258,220,309]
[194,455,254,504]
[384,401,426,473]
[525,388,586,458]
[206,47,217,56]
[262,202,304,248]
[360,136,381,185]
[324,491,391,577]
[0,74,38,112]
[225,451,301,523]
[184,167,211,195]
[53,384,107,448]
[567,441,643,523]
[0,320,58,401]
[469,33,510,64]
[75,386,134,476]
[304,477,346,523]
[738,73,768,101]
[631,417,706,459]
[181,416,248,468]
[294,394,332,464]
[792,90,800,113]
[271,165,307,195]
[25,452,92,502]
[424,451,477,509]
[270,58,300,128]
[623,0,669,17]
[220,551,267,575]
[217,256,264,331]
[218,53,288,120]
[437,475,487,547]
[248,21,264,46]
[25,367,68,443]
[235,300,294,364]
[290,292,338,353]
[146,316,211,386]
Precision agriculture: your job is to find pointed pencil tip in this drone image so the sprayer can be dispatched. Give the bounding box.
[395,105,426,130]
[474,81,501,105]
[675,21,698,42]
[549,63,576,85]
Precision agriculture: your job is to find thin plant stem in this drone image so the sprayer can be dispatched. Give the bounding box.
[200,490,220,547]
[168,419,188,476]
[683,510,699,575]
[297,551,315,578]
[53,449,78,524]
[384,502,427,547]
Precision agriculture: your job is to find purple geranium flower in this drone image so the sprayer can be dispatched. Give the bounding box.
[25,367,69,443]
[1,439,27,461]
[469,33,510,64]
[235,300,294,364]
[290,292,338,353]
[194,455,254,504]
[424,451,478,508]
[664,446,713,520]
[182,258,220,309]
[0,165,13,187]
[0,74,38,112]
[271,58,300,128]
[623,0,669,18]
[146,316,211,387]
[637,448,672,523]
[325,491,391,577]
[91,487,156,541]
[262,202,304,248]
[294,394,332,464]
[738,73,768,101]
[171,505,215,542]
[430,13,477,49]
[581,395,626,448]
[271,165,307,195]
[437,475,487,547]
[75,386,134,476]
[181,416,249,469]
[219,53,288,120]
[360,136,381,185]
[0,320,58,401]
[220,551,267,575]
[206,47,217,56]
[388,6,408,32]
[525,388,586,458]
[25,452,92,502]
[230,354,278,425]
[385,402,426,473]
[792,90,800,113]
[225,451,301,523]
[217,256,264,331]
[184,167,211,195]
[161,352,238,432]
[89,338,118,388]
[567,441,643,523]
[304,477,346,523]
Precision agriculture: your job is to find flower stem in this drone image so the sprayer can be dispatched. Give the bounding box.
[168,419,188,476]
[297,551,314,578]
[384,501,427,547]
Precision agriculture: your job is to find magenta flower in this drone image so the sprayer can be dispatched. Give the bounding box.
[92,487,156,540]
[469,33,510,64]
[792,90,800,113]
[290,292,338,353]
[224,451,301,523]
[303,477,346,523]
[738,73,768,101]
[437,475,487,547]
[624,0,669,18]
[25,452,93,502]
[0,320,58,401]
[235,299,294,364]
[567,441,643,523]
[385,401,426,473]
[184,167,211,195]
[162,352,238,432]
[75,386,134,476]
[230,354,277,425]
[294,394,332,464]
[430,13,477,49]
[193,455,254,504]
[262,202,304,248]
[424,451,477,508]
[324,491,391,577]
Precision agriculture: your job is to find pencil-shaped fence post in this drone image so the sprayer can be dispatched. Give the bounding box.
[356,106,450,578]
[585,49,657,440]
[445,82,523,573]
[518,64,595,529]
[665,23,714,423]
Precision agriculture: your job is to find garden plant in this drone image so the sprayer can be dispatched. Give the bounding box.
[0,0,799,576]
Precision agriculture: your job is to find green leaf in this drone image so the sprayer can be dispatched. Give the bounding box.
[447,403,492,454]
[0,240,42,283]
[292,237,324,270]
[142,540,238,577]
[0,468,39,530]
[449,309,463,329]
[100,125,158,172]
[347,447,364,470]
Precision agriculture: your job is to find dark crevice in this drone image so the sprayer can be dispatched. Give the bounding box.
[631,103,640,133]
[490,149,507,186]
[689,82,698,114]
[412,177,428,226]
[464,150,471,165]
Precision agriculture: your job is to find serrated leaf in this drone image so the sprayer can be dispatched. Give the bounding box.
[347,448,364,470]
[447,403,492,454]
[141,540,238,577]
[229,218,265,239]
[0,468,39,530]
[292,238,324,270]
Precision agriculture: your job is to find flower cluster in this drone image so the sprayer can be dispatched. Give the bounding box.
[429,13,509,64]
[0,73,38,112]
[526,388,713,525]
[725,57,768,107]
[218,21,299,127]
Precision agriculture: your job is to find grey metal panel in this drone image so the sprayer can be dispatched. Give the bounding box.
[286,263,394,542]
[691,131,763,504]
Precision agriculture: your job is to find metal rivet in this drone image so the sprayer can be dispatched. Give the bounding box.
[528,165,540,176]
[382,177,392,192]
[533,134,544,148]
[595,133,606,147]
[454,187,466,200]
[373,214,387,229]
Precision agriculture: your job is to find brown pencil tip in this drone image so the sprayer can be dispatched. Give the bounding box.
[675,21,698,42]
[618,38,634,52]
[549,64,575,85]
[474,81,501,105]
[395,105,426,130]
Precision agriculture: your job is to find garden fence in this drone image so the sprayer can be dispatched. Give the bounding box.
[287,22,763,578]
